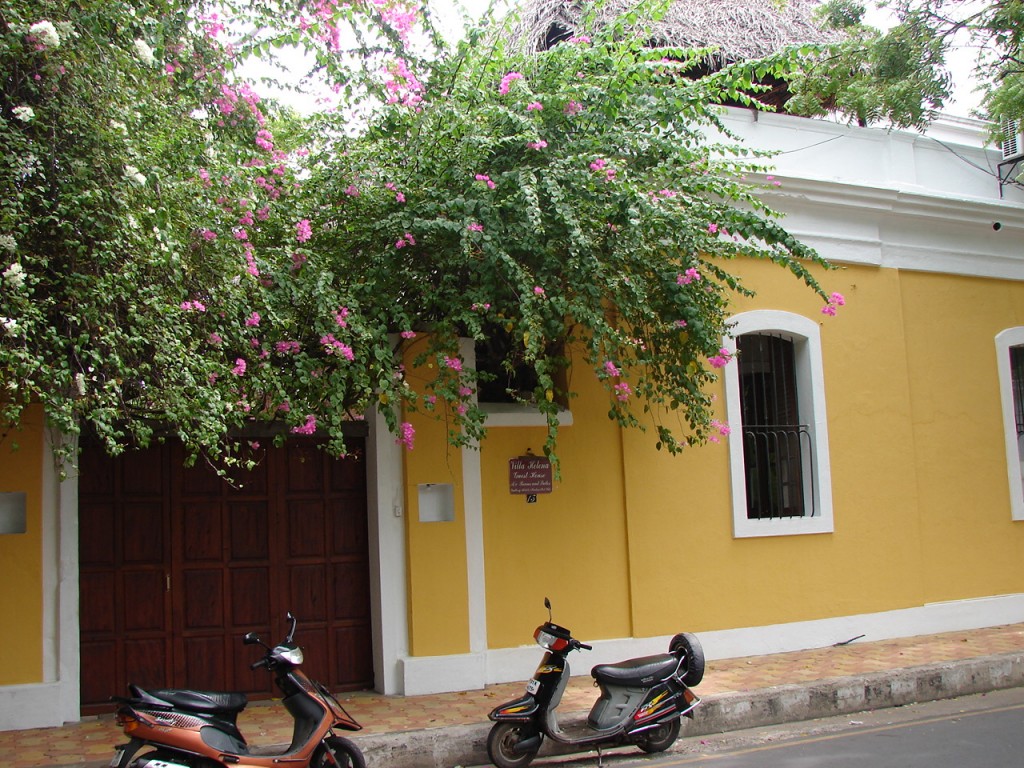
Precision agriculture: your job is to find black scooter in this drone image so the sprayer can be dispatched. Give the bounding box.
[487,598,704,768]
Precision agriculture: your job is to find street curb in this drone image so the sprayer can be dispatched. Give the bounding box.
[355,651,1024,768]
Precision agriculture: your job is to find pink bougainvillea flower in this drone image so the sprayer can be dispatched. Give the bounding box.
[564,100,583,115]
[707,222,719,234]
[320,334,355,360]
[474,173,496,189]
[604,360,621,377]
[467,222,484,232]
[291,414,317,434]
[526,101,543,111]
[708,348,733,369]
[232,358,247,376]
[498,71,524,95]
[589,158,607,172]
[822,291,846,316]
[296,219,312,243]
[443,355,463,371]
[245,311,260,327]
[334,307,349,327]
[613,382,632,402]
[533,286,545,296]
[396,421,415,449]
[527,140,548,150]
[677,267,701,285]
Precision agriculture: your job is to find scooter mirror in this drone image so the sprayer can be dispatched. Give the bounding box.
[243,632,262,646]
[285,612,297,643]
[544,597,552,621]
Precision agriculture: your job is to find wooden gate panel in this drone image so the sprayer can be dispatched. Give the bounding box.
[80,437,371,710]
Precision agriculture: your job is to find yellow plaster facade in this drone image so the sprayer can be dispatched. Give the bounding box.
[0,405,45,685]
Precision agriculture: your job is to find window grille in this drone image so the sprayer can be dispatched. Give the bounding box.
[737,334,812,519]
[1011,346,1024,439]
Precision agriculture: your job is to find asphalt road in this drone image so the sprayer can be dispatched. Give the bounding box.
[469,687,1024,768]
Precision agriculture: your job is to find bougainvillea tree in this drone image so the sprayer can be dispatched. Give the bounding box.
[306,7,837,460]
[2,0,838,471]
[0,0,425,467]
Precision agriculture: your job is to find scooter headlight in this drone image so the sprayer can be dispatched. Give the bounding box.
[274,643,304,665]
[534,626,569,652]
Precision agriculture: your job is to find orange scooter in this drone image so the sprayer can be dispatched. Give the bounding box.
[110,613,365,768]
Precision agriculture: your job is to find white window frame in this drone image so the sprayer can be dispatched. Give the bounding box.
[995,327,1024,521]
[723,310,834,538]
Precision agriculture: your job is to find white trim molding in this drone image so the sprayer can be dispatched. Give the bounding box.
[995,327,1024,521]
[481,593,1024,689]
[722,310,835,538]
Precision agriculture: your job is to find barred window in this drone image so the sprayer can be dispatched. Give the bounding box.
[996,328,1024,520]
[1011,346,1024,443]
[723,311,834,538]
[737,334,812,519]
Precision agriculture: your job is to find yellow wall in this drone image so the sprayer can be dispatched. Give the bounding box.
[480,368,633,648]
[624,261,928,636]
[0,405,45,684]
[473,260,1024,648]
[401,348,472,657]
[899,271,1024,603]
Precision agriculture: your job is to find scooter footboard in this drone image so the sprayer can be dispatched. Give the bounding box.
[489,693,539,722]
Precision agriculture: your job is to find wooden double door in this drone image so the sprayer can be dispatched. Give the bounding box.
[78,436,373,712]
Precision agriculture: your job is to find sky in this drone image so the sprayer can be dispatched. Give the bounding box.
[244,0,984,119]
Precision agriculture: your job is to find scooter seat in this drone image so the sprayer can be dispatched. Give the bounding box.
[132,685,249,715]
[591,653,679,687]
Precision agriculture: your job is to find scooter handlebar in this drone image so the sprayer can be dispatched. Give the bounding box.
[250,657,269,670]
[576,641,593,651]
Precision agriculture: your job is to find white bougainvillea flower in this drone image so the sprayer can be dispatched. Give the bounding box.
[3,262,25,288]
[134,39,155,66]
[13,105,35,122]
[29,20,60,48]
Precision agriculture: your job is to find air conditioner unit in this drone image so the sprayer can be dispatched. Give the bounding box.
[1002,117,1024,161]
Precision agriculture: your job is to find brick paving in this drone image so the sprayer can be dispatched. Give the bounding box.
[4,623,1023,768]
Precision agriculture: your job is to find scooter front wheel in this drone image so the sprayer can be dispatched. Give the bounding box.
[313,736,367,768]
[487,722,542,768]
[633,717,681,754]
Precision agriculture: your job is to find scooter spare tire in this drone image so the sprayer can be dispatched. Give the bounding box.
[313,736,367,768]
[487,722,542,768]
[634,717,681,754]
[669,631,705,687]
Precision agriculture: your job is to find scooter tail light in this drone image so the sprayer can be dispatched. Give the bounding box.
[115,713,139,732]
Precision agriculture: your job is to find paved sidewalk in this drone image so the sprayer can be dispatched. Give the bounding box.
[6,623,1024,768]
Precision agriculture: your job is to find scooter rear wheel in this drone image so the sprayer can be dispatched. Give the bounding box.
[487,722,542,768]
[313,736,366,768]
[634,717,681,754]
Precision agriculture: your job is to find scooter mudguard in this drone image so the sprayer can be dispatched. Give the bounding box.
[489,693,539,722]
